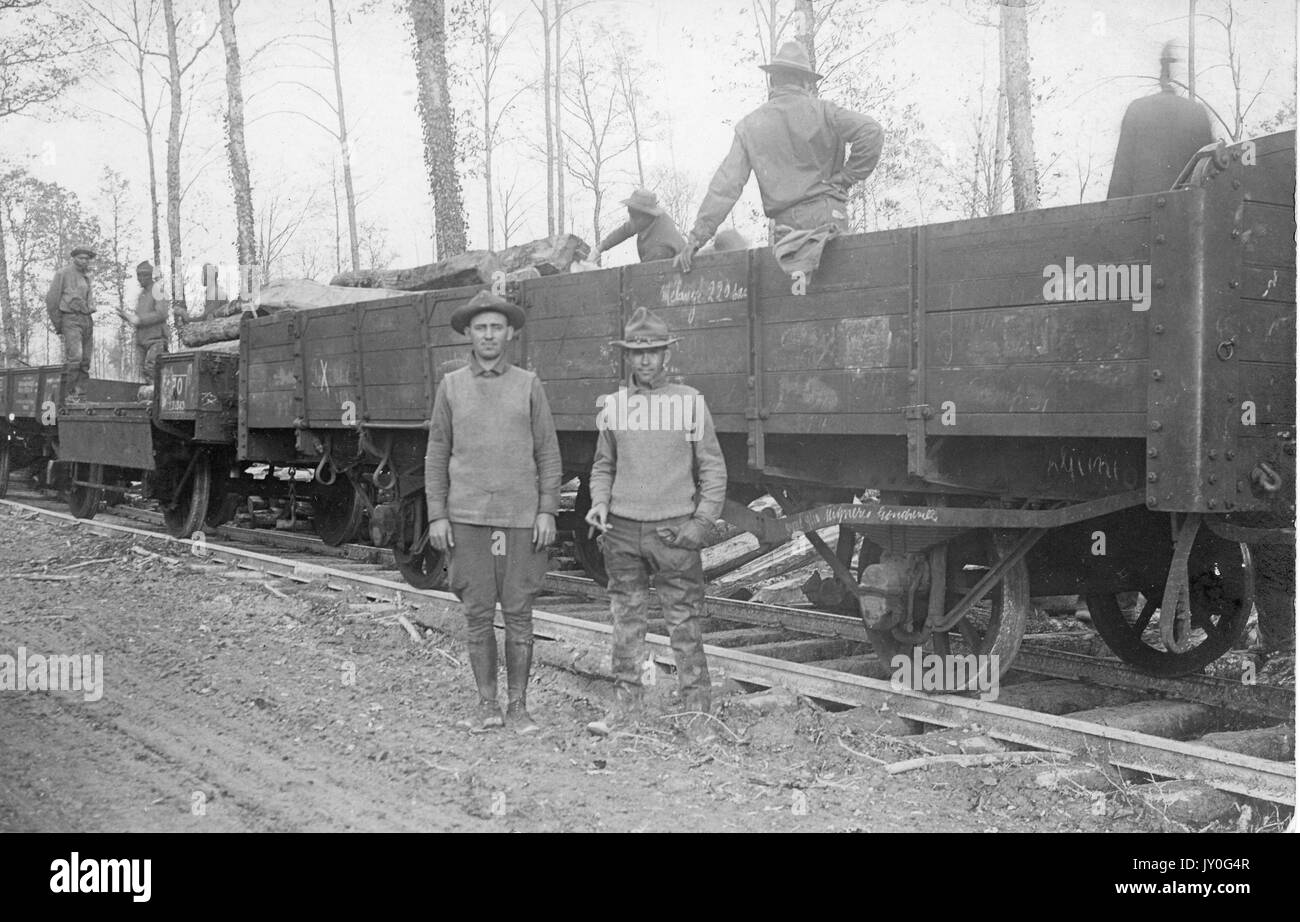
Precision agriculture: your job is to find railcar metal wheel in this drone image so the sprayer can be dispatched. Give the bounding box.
[162,452,212,538]
[0,439,10,499]
[64,462,103,520]
[392,494,447,589]
[867,530,1030,689]
[1085,534,1254,677]
[313,476,364,547]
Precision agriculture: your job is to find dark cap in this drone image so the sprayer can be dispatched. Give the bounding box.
[71,246,96,258]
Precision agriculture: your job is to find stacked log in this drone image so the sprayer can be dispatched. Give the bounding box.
[328,233,590,291]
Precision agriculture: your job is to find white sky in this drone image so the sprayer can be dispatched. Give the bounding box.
[4,0,1296,276]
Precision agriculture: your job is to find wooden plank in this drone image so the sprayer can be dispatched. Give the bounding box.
[765,368,910,415]
[526,313,620,341]
[764,315,909,371]
[737,637,864,662]
[1236,298,1296,364]
[926,302,1148,365]
[530,338,621,379]
[761,286,911,319]
[245,361,298,392]
[699,627,792,648]
[927,362,1147,415]
[1241,200,1297,267]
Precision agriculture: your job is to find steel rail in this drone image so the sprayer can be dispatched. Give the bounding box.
[2,497,1292,806]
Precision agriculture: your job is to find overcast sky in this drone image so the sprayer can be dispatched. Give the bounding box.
[4,0,1296,277]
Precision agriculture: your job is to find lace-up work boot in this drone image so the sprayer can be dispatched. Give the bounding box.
[455,637,503,731]
[504,641,540,735]
[585,684,643,736]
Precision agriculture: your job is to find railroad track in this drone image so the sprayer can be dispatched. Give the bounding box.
[2,490,1295,810]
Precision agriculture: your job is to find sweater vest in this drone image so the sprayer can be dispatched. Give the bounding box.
[444,364,540,527]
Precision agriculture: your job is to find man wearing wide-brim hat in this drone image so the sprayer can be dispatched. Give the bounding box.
[595,188,687,264]
[424,290,562,734]
[44,246,98,398]
[584,306,727,744]
[676,40,884,272]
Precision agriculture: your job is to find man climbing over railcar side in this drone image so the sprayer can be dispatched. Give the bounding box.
[595,188,686,263]
[1106,40,1215,199]
[675,41,884,275]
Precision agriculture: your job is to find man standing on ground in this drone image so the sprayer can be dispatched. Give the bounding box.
[115,260,170,384]
[1107,40,1215,199]
[424,291,562,734]
[676,41,883,273]
[596,189,686,264]
[584,307,728,744]
[45,246,97,399]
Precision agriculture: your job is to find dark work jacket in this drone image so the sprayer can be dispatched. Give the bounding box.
[598,213,686,262]
[1107,88,1214,198]
[690,84,883,243]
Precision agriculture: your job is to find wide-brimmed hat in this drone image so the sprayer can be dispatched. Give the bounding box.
[621,188,664,216]
[611,306,679,350]
[760,41,823,80]
[71,246,96,258]
[450,290,527,335]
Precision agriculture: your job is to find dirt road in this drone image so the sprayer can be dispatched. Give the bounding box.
[0,514,1216,833]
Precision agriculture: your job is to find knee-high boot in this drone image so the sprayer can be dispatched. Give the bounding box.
[504,640,539,734]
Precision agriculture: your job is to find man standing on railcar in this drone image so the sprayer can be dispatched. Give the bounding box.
[424,291,563,734]
[45,246,97,400]
[115,260,170,386]
[595,189,686,264]
[584,307,728,744]
[675,41,883,273]
[1107,41,1215,199]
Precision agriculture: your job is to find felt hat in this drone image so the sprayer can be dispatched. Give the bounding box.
[621,188,665,216]
[760,41,823,80]
[611,306,679,350]
[449,290,526,335]
[71,246,96,258]
[136,260,154,274]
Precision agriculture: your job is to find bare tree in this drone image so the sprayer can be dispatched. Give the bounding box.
[464,0,528,251]
[562,36,635,249]
[161,0,220,317]
[646,165,695,232]
[1199,0,1276,140]
[611,37,655,187]
[496,174,529,248]
[218,0,257,271]
[1000,0,1039,210]
[326,0,360,270]
[257,189,319,282]
[0,0,85,119]
[408,0,466,257]
[83,0,168,267]
[531,0,555,235]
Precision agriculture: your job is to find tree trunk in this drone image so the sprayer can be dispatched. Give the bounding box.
[538,0,554,236]
[327,0,360,272]
[135,47,162,268]
[218,0,257,270]
[407,0,467,257]
[795,0,817,97]
[554,0,565,234]
[482,4,495,252]
[162,0,185,316]
[0,199,15,365]
[1001,0,1039,211]
[991,17,1007,216]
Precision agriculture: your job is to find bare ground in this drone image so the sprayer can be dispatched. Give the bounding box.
[0,514,1277,833]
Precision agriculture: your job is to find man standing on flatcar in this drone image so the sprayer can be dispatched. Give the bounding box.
[45,246,97,400]
[675,41,883,273]
[424,291,562,734]
[115,260,170,386]
[583,307,728,744]
[1107,41,1215,199]
[595,189,686,264]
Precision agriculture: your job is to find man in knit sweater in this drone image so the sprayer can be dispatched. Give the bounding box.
[424,291,562,734]
[584,307,728,743]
